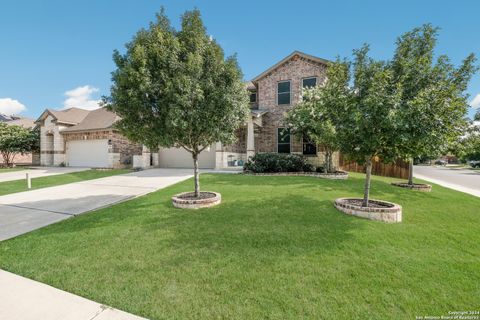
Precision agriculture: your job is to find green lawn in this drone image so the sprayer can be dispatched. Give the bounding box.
[0,169,130,196]
[0,173,478,319]
[0,167,27,172]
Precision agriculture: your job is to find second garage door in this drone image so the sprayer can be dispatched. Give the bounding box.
[158,145,215,169]
[66,139,109,168]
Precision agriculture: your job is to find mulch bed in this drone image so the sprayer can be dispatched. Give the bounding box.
[342,198,395,208]
[176,191,218,201]
[391,182,432,191]
[244,171,348,179]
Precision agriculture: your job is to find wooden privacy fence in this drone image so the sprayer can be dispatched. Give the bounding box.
[339,154,410,179]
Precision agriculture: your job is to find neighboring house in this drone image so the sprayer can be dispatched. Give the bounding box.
[36,51,339,170]
[1,116,39,166]
[0,114,17,122]
[36,107,151,168]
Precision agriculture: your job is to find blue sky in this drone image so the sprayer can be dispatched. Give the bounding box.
[0,0,479,119]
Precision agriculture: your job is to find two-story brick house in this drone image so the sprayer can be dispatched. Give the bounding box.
[213,51,339,169]
[36,51,338,170]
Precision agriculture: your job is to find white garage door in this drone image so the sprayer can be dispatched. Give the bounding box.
[66,139,109,168]
[159,145,215,169]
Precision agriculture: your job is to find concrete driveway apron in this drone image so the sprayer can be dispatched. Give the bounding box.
[0,168,193,241]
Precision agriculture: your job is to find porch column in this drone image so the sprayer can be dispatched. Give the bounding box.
[246,118,255,159]
[215,142,223,170]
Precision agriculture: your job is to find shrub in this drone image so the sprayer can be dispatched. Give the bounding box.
[316,166,325,173]
[244,153,314,173]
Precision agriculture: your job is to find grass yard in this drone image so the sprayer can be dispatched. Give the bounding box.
[0,167,27,172]
[0,169,130,196]
[0,173,478,319]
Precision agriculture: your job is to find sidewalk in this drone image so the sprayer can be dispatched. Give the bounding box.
[0,270,148,320]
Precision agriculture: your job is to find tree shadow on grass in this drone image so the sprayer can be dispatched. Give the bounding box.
[139,195,362,263]
[204,173,443,204]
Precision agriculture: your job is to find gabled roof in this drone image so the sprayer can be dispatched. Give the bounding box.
[0,114,18,122]
[35,107,90,125]
[6,117,35,129]
[245,81,256,91]
[61,108,120,133]
[251,51,331,83]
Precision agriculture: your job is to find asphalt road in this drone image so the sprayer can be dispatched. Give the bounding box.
[414,165,480,197]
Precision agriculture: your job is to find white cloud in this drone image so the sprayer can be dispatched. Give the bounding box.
[0,98,27,115]
[469,93,480,109]
[63,85,101,110]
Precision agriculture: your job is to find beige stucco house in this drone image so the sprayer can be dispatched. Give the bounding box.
[37,51,338,170]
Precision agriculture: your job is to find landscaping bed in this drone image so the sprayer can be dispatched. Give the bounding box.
[172,191,221,209]
[0,173,478,319]
[334,197,402,223]
[391,182,432,192]
[245,170,348,180]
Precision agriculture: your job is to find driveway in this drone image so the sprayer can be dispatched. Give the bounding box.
[0,167,89,183]
[0,168,193,241]
[0,270,147,320]
[414,165,480,197]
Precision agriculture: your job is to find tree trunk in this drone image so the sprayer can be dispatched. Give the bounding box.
[327,150,334,173]
[193,153,200,198]
[1,152,13,168]
[362,156,372,207]
[408,158,414,185]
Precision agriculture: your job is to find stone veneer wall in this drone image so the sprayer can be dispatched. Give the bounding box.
[222,128,246,153]
[62,130,143,168]
[40,115,68,166]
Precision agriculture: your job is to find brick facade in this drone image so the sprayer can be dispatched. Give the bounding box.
[222,53,340,169]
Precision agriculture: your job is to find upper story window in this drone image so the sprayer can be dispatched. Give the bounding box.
[302,77,317,89]
[277,80,291,105]
[249,92,257,103]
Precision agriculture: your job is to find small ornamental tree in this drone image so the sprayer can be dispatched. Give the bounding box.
[455,124,480,162]
[475,111,480,122]
[106,9,249,197]
[0,123,39,167]
[286,61,349,173]
[391,24,477,185]
[336,46,400,207]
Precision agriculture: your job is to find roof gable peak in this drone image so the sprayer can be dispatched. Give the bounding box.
[251,51,330,83]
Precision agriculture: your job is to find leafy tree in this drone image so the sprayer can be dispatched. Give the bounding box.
[106,9,249,197]
[391,24,477,184]
[454,124,480,162]
[286,61,349,173]
[335,46,400,207]
[474,110,480,122]
[0,123,39,167]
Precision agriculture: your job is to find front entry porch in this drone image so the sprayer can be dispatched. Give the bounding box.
[214,109,268,170]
